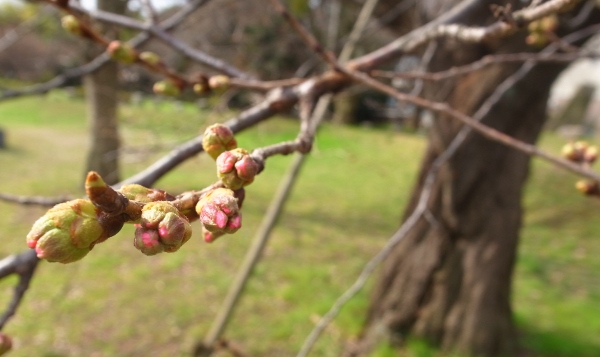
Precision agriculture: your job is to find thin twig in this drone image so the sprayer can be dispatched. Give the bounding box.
[0,193,71,207]
[371,51,597,81]
[68,2,252,79]
[0,250,39,330]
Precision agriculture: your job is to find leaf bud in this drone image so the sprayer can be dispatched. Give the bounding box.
[139,51,162,66]
[61,15,83,36]
[153,80,181,97]
[26,199,107,263]
[107,41,137,64]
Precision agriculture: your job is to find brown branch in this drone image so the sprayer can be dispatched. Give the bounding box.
[371,51,595,81]
[341,67,600,182]
[270,0,339,68]
[349,0,580,70]
[0,193,71,207]
[68,2,253,79]
[0,250,39,330]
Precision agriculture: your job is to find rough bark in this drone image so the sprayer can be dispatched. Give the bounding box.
[84,0,129,185]
[360,1,597,356]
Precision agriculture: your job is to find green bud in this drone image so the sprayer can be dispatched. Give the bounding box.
[208,75,230,91]
[107,41,137,64]
[61,15,82,36]
[26,199,107,263]
[139,51,162,66]
[153,80,180,97]
[202,124,238,160]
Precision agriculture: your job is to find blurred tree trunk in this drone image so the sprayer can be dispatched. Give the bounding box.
[84,0,129,185]
[359,1,598,356]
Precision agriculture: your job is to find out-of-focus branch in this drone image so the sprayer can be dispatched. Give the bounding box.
[0,250,39,330]
[350,0,580,70]
[341,67,600,182]
[0,0,210,101]
[0,193,72,207]
[67,2,252,79]
[372,51,596,81]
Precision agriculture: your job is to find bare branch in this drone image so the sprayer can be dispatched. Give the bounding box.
[0,250,39,330]
[0,193,71,207]
[350,0,580,70]
[68,2,253,79]
[372,51,596,81]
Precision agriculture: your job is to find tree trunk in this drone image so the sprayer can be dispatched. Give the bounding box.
[360,2,598,356]
[84,0,129,185]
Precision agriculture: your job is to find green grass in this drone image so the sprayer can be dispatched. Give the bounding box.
[0,92,599,356]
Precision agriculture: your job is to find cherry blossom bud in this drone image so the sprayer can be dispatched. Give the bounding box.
[61,15,82,36]
[139,51,162,66]
[26,199,107,263]
[133,227,164,256]
[0,333,12,355]
[208,75,230,91]
[202,226,225,243]
[202,124,238,160]
[193,83,208,95]
[196,188,242,235]
[575,180,600,196]
[216,148,259,190]
[134,202,192,255]
[153,80,181,96]
[107,41,137,64]
[584,146,598,164]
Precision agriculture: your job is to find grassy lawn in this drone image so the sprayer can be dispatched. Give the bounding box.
[0,92,598,357]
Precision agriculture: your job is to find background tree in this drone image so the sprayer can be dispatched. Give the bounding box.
[83,0,129,185]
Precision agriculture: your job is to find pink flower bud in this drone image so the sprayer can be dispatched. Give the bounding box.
[0,333,12,355]
[202,226,225,243]
[216,148,259,190]
[134,202,192,255]
[196,188,242,235]
[202,124,238,160]
[107,41,137,64]
[133,228,165,256]
[26,199,107,263]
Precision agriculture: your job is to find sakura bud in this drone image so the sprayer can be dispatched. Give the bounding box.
[202,124,237,160]
[107,41,137,64]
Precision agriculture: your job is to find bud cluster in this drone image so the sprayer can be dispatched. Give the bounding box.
[562,141,597,164]
[27,120,256,261]
[196,188,242,242]
[216,148,259,190]
[134,202,192,255]
[563,141,600,197]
